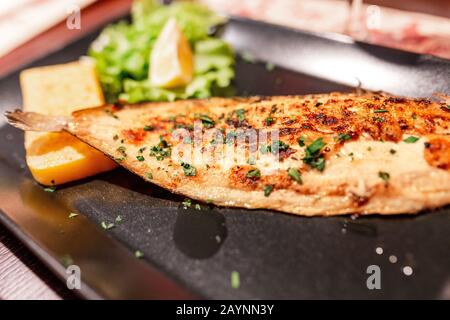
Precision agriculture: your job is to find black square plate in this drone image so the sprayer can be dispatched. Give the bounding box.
[0,17,449,299]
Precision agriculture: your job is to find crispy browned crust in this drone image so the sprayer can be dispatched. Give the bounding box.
[68,93,450,216]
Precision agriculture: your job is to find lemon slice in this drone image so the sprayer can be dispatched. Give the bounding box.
[150,18,194,89]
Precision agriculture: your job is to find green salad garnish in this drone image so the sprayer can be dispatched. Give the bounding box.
[88,0,235,103]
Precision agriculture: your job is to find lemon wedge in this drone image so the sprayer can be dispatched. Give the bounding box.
[150,18,194,89]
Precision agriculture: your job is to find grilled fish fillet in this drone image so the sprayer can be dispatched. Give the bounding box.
[6,92,450,216]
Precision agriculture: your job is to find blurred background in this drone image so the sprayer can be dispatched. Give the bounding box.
[0,0,449,68]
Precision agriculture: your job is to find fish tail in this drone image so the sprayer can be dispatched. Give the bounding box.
[4,110,69,132]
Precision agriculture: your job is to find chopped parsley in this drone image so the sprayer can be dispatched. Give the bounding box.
[378,171,390,182]
[264,185,274,197]
[134,250,144,259]
[195,114,215,128]
[150,137,171,161]
[302,138,327,171]
[226,131,237,144]
[315,102,323,107]
[235,109,246,122]
[182,198,192,208]
[271,105,278,114]
[336,133,351,143]
[183,136,192,144]
[403,136,419,143]
[259,144,270,154]
[298,136,307,147]
[138,147,146,153]
[246,168,261,179]
[101,221,115,230]
[115,157,125,162]
[145,172,153,180]
[143,125,153,131]
[117,146,127,157]
[136,155,145,162]
[265,117,274,126]
[231,271,240,289]
[105,109,118,119]
[374,109,388,113]
[181,162,197,176]
[288,168,302,184]
[374,117,385,123]
[260,140,290,155]
[44,186,57,193]
[68,212,78,219]
[60,254,74,268]
[271,141,290,154]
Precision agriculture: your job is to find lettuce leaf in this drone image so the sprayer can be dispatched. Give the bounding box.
[88,0,234,103]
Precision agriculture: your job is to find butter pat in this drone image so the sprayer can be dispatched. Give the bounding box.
[20,61,117,185]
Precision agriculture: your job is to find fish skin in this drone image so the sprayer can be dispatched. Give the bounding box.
[7,92,450,216]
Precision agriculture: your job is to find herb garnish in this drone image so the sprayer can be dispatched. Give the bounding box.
[298,136,307,147]
[231,271,240,289]
[143,125,154,131]
[182,198,192,208]
[336,133,351,143]
[149,137,171,161]
[136,155,145,162]
[117,146,127,157]
[235,109,246,122]
[302,138,327,171]
[390,149,397,155]
[264,185,274,197]
[265,117,274,126]
[288,168,302,184]
[246,168,261,179]
[378,171,390,182]
[315,102,323,107]
[145,172,153,180]
[271,105,278,114]
[44,186,57,193]
[195,114,215,128]
[374,109,388,113]
[113,134,119,141]
[60,254,74,268]
[260,140,290,155]
[403,136,419,143]
[105,109,118,119]
[101,221,115,230]
[181,162,197,176]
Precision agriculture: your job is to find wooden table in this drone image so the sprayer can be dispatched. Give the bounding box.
[0,0,448,300]
[0,0,132,300]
